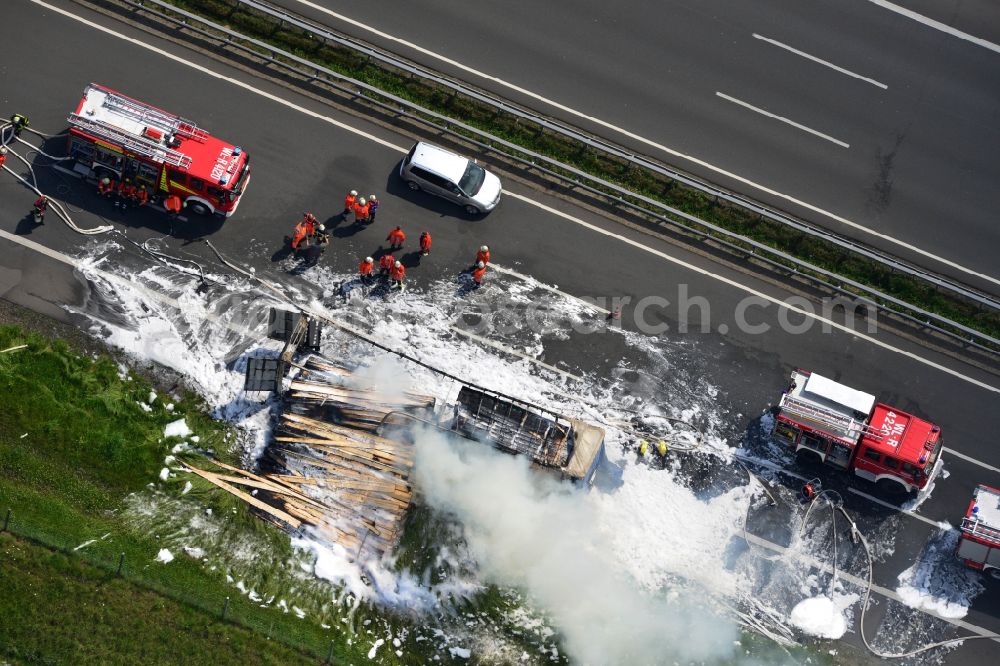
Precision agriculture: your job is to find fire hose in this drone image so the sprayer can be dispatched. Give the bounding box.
[1,119,113,235]
[795,489,999,657]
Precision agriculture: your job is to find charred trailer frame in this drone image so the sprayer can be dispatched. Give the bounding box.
[451,386,605,485]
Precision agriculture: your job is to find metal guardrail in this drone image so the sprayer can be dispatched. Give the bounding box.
[233,1,1000,307]
[122,0,1000,353]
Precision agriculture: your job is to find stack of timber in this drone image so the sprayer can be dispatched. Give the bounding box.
[183,356,436,560]
[284,357,436,432]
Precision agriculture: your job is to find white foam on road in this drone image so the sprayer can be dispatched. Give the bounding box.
[895,527,984,620]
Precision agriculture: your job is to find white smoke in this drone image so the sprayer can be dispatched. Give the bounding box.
[413,429,744,664]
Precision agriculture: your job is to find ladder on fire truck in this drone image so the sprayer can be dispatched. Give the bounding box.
[961,516,1000,546]
[67,113,193,170]
[100,90,209,142]
[781,395,887,441]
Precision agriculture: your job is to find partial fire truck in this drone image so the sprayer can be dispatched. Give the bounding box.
[66,83,250,217]
[957,484,1000,579]
[772,369,943,494]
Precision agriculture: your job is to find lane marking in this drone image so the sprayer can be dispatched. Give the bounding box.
[716,92,850,148]
[503,192,1000,396]
[287,0,1000,286]
[21,1,1000,399]
[491,263,611,314]
[864,0,1000,55]
[742,531,1000,642]
[752,33,887,89]
[946,448,1000,475]
[845,488,942,528]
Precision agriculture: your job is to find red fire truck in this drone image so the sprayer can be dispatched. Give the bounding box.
[66,83,250,217]
[957,484,1000,579]
[772,369,943,494]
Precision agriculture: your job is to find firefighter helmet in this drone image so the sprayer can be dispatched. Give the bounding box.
[358,197,367,206]
[370,194,378,201]
[479,245,488,252]
[365,256,373,263]
[476,261,485,268]
[394,261,402,268]
[318,224,325,232]
[0,146,6,155]
[349,189,358,197]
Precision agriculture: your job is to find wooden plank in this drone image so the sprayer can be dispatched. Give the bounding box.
[211,474,328,510]
[288,381,434,407]
[182,464,302,528]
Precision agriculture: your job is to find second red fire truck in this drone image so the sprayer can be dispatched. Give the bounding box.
[773,369,943,494]
[957,484,1000,579]
[66,83,250,217]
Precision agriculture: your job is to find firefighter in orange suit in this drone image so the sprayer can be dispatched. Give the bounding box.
[471,261,487,287]
[343,189,358,215]
[98,176,116,198]
[291,213,317,251]
[359,256,375,283]
[164,194,182,217]
[389,260,406,289]
[386,226,406,250]
[474,245,490,267]
[352,196,370,224]
[419,231,432,256]
[379,253,395,275]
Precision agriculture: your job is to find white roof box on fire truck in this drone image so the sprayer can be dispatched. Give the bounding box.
[779,370,875,444]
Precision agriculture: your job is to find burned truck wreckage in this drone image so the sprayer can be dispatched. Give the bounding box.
[231,310,607,559]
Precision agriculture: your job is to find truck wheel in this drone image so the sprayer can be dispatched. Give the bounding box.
[989,568,1000,581]
[464,204,481,215]
[186,200,210,216]
[406,181,420,192]
[875,478,907,496]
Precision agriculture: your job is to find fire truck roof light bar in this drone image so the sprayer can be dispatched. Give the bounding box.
[67,113,192,170]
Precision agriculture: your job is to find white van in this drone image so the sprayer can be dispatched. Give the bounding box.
[399,141,502,214]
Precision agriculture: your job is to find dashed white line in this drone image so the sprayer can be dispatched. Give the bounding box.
[946,449,1000,475]
[21,1,1000,398]
[845,488,942,527]
[864,0,1000,55]
[287,0,1000,286]
[716,92,850,148]
[752,34,887,89]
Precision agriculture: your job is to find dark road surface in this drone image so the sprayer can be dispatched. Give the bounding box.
[2,1,999,662]
[281,0,1000,293]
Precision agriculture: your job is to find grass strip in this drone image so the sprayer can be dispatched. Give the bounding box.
[0,325,412,664]
[155,0,1000,341]
[0,533,316,666]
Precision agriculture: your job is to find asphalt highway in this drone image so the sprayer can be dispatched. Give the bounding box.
[2,0,999,662]
[282,0,1000,293]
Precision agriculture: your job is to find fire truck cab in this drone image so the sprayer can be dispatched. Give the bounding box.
[66,83,250,217]
[773,369,943,494]
[958,484,1000,579]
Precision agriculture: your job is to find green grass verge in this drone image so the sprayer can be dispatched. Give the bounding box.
[0,325,417,664]
[157,0,1000,341]
[0,533,315,666]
